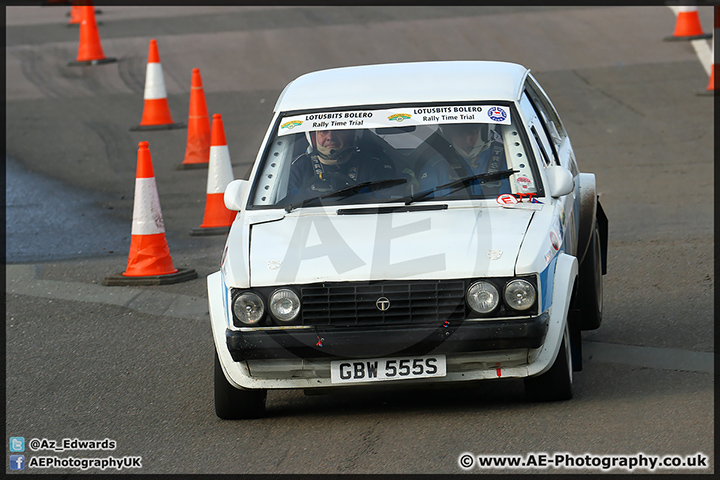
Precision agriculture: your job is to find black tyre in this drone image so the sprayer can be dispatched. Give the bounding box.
[577,223,603,330]
[525,328,573,402]
[214,351,267,420]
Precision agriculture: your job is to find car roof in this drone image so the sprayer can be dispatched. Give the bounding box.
[274,61,530,113]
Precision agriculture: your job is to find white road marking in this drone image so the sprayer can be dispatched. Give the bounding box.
[6,264,208,320]
[667,5,713,76]
[583,341,713,374]
[691,38,713,76]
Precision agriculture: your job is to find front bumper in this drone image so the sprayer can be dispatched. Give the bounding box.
[226,313,549,362]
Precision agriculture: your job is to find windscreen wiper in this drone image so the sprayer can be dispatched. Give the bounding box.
[285,178,407,213]
[398,169,518,205]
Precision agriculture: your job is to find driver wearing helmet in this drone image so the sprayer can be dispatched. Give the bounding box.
[288,128,393,194]
[417,122,511,196]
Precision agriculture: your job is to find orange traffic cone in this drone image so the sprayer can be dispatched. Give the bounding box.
[103,142,197,286]
[178,68,211,170]
[67,6,82,25]
[665,6,712,41]
[67,6,116,66]
[700,6,718,96]
[191,114,237,236]
[130,39,185,131]
[67,2,101,27]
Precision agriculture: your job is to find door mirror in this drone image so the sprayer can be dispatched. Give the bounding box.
[224,179,250,211]
[546,166,574,197]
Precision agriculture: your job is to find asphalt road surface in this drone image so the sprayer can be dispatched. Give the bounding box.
[5,5,714,474]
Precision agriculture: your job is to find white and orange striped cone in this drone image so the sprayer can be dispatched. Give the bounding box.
[67,6,116,66]
[130,39,185,131]
[104,141,197,286]
[664,6,712,41]
[191,114,237,236]
[699,6,718,96]
[178,68,212,170]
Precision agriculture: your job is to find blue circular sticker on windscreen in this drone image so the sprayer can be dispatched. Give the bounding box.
[487,107,508,122]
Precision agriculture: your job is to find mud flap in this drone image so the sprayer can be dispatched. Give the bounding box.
[568,308,583,371]
[597,199,608,275]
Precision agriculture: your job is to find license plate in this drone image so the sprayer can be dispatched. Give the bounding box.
[330,355,446,384]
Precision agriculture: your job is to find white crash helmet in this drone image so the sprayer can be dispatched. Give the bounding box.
[439,123,490,160]
[306,129,363,162]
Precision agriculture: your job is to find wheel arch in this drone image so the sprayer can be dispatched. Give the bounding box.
[527,252,578,377]
[576,172,597,266]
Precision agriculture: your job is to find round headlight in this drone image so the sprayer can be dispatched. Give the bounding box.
[269,288,301,322]
[467,281,500,314]
[232,291,265,325]
[504,279,536,311]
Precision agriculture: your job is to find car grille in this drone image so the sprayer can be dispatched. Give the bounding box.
[299,280,466,326]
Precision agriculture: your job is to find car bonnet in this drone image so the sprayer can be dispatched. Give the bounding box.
[245,206,534,287]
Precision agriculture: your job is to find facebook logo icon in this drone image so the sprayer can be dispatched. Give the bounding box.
[9,437,25,452]
[10,455,25,470]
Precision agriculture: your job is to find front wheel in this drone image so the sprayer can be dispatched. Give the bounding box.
[214,351,266,419]
[524,326,573,402]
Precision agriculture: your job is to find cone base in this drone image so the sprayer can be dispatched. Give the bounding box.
[176,161,209,170]
[103,267,198,286]
[130,122,186,132]
[663,33,712,41]
[696,90,717,96]
[190,226,231,236]
[67,57,117,67]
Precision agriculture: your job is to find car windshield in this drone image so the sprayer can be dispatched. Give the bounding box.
[249,103,542,209]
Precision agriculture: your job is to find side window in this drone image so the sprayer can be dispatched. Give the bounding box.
[519,93,557,167]
[530,125,552,167]
[524,75,568,150]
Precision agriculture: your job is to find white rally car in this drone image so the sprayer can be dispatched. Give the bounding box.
[208,61,607,419]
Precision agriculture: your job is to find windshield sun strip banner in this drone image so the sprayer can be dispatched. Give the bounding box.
[277,105,511,136]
